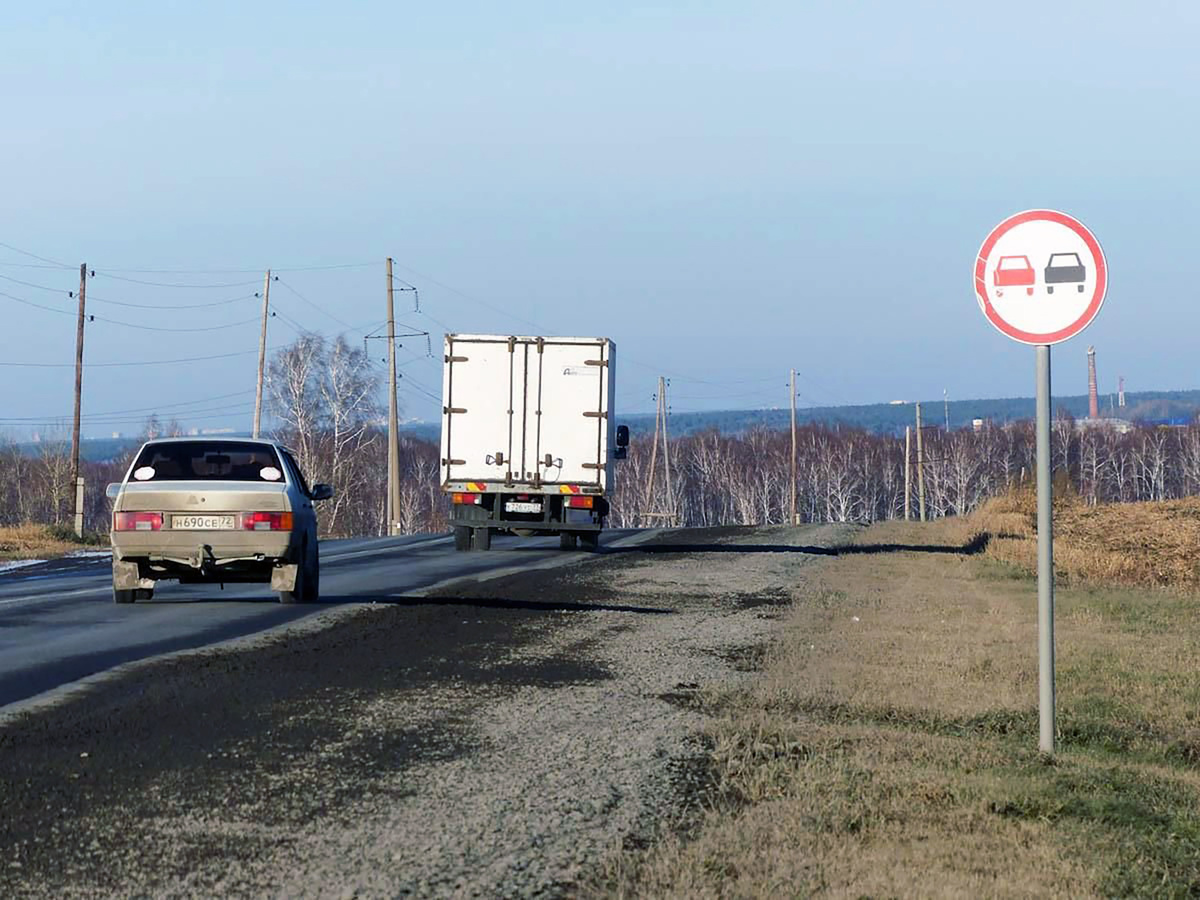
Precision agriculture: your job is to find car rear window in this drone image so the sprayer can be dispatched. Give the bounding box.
[1049,254,1080,266]
[999,257,1028,269]
[130,442,284,482]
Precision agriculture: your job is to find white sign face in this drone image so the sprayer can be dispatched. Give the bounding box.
[974,210,1107,345]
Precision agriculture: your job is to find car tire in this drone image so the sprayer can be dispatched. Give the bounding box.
[1047,285,1054,294]
[472,527,491,551]
[1077,284,1084,292]
[559,532,578,550]
[454,526,472,552]
[304,543,320,603]
[113,588,137,604]
[580,532,600,551]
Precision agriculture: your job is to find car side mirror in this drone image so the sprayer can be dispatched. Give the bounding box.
[311,484,334,502]
[106,483,122,500]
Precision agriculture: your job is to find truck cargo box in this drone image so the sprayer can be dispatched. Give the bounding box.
[440,335,616,495]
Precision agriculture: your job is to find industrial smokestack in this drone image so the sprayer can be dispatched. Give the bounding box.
[1118,376,1126,408]
[1087,346,1099,419]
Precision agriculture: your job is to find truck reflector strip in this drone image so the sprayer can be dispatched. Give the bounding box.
[558,485,582,494]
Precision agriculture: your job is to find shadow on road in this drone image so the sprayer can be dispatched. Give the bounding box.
[321,595,675,615]
[608,532,989,558]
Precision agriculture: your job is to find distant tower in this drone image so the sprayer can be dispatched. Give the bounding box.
[1087,346,1099,420]
[1118,376,1126,408]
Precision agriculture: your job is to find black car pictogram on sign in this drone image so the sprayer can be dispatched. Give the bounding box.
[1044,253,1086,294]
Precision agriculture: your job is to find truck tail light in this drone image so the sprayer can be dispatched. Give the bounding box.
[241,512,294,531]
[567,496,594,509]
[113,511,163,531]
[452,493,482,505]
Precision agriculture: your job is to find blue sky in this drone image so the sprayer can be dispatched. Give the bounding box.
[2,1,1197,436]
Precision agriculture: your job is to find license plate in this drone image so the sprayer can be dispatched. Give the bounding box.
[172,515,237,530]
[504,501,542,513]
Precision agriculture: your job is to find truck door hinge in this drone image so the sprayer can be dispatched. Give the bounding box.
[445,355,468,363]
[584,359,607,367]
[583,411,606,419]
[444,406,467,414]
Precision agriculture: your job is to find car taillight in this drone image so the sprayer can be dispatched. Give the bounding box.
[452,492,482,505]
[113,512,163,531]
[241,512,294,531]
[566,496,594,509]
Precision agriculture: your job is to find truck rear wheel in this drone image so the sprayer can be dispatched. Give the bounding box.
[473,527,492,551]
[454,526,472,552]
[559,532,578,550]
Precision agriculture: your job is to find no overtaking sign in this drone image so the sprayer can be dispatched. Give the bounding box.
[974,209,1108,346]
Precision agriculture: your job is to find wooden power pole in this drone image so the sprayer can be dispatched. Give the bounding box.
[386,257,401,536]
[790,368,797,526]
[915,402,927,522]
[252,269,272,439]
[70,263,87,536]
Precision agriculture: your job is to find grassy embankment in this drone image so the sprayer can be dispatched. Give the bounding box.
[606,495,1200,897]
[0,524,107,562]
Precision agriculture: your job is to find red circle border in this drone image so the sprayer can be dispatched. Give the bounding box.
[973,209,1107,345]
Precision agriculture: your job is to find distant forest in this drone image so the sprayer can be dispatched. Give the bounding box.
[16,389,1200,464]
[621,389,1200,439]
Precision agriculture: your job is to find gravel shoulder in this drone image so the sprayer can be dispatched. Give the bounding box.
[0,524,848,898]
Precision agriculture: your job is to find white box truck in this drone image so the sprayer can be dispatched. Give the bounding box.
[440,334,628,551]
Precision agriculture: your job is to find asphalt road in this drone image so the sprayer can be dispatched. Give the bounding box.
[0,529,647,711]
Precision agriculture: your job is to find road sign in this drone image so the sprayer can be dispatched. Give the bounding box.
[974,209,1107,345]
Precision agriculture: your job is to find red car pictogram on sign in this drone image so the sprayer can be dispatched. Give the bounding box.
[993,255,1035,298]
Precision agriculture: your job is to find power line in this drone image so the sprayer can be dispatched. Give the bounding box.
[274,278,361,333]
[0,347,268,369]
[93,272,260,289]
[90,314,260,333]
[0,240,72,269]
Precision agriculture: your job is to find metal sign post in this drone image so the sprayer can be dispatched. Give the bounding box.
[1035,345,1054,752]
[974,209,1107,755]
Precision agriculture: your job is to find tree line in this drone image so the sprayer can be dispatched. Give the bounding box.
[3,335,1199,537]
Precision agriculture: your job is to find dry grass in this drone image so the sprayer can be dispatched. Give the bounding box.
[975,488,1200,587]
[599,521,1200,898]
[0,523,105,561]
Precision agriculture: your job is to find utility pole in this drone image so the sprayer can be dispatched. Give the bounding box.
[915,402,927,522]
[386,258,401,536]
[661,376,676,525]
[789,369,797,526]
[904,425,911,521]
[252,269,272,439]
[643,387,661,525]
[70,263,87,537]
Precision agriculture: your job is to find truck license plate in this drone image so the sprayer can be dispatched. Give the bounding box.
[504,501,542,513]
[172,515,237,530]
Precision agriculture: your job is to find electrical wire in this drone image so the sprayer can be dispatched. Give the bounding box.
[274,278,361,333]
[93,272,260,289]
[0,390,260,423]
[90,314,260,333]
[0,240,72,269]
[0,347,270,369]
